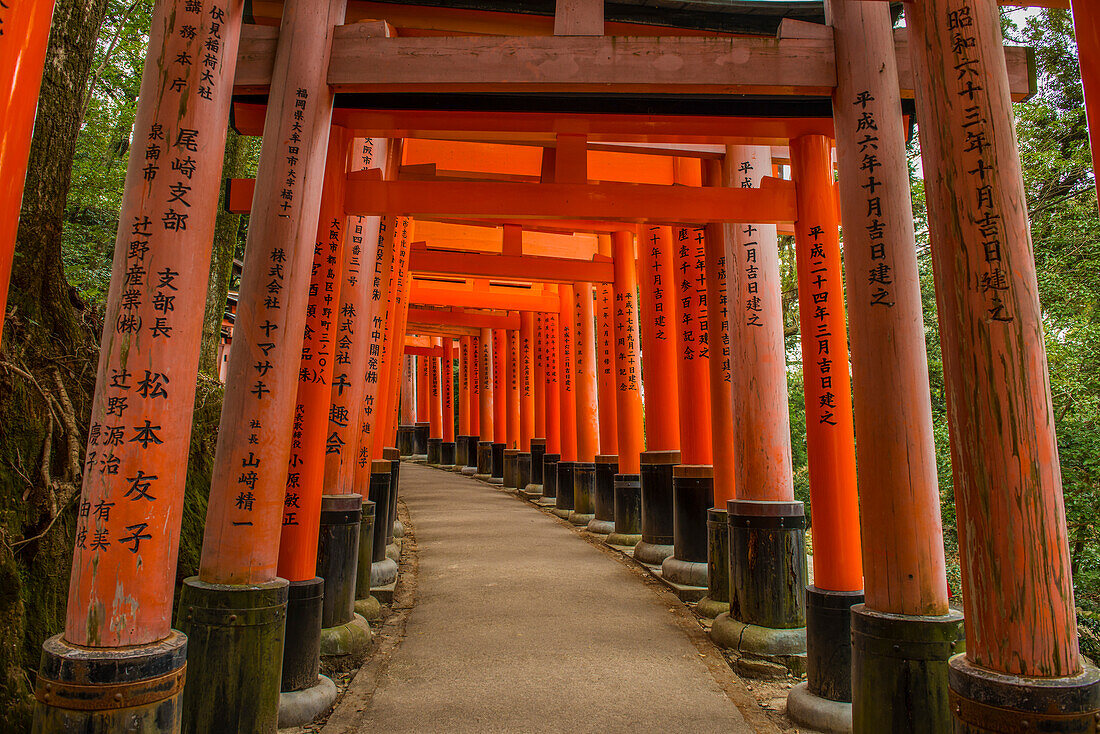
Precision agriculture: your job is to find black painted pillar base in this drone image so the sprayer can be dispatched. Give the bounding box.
[426,437,442,465]
[696,507,731,619]
[281,577,324,693]
[570,461,597,525]
[587,456,617,534]
[538,454,560,506]
[517,452,532,490]
[397,425,416,456]
[711,499,808,678]
[354,499,381,621]
[490,442,506,484]
[33,631,187,734]
[413,422,430,456]
[455,435,470,468]
[527,438,546,492]
[786,587,865,733]
[849,604,965,733]
[948,655,1100,734]
[318,494,362,629]
[474,440,493,480]
[367,461,397,588]
[607,472,642,547]
[661,465,713,588]
[503,448,519,488]
[175,577,288,733]
[554,461,577,518]
[384,447,401,554]
[440,441,456,467]
[462,435,480,474]
[634,450,679,566]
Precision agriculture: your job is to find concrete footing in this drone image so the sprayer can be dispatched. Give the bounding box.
[371,556,398,587]
[354,595,382,621]
[660,556,708,588]
[587,518,615,534]
[277,674,337,729]
[787,682,852,734]
[633,540,675,566]
[319,613,372,668]
[605,531,643,547]
[695,596,730,619]
[710,613,807,678]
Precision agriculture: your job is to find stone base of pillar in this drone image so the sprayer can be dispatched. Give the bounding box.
[517,452,532,489]
[440,441,456,467]
[281,577,324,696]
[587,456,617,534]
[426,437,443,465]
[637,451,679,565]
[371,556,398,588]
[33,631,187,734]
[455,434,470,466]
[503,448,519,488]
[319,613,373,670]
[587,518,615,534]
[710,613,807,678]
[413,422,430,456]
[173,577,288,732]
[394,519,405,538]
[663,465,713,587]
[397,424,416,456]
[538,454,560,505]
[529,439,546,486]
[474,440,493,480]
[385,542,399,561]
[464,435,480,470]
[569,462,596,525]
[695,596,730,619]
[355,498,375,604]
[354,595,382,621]
[490,442,506,484]
[606,473,642,547]
[787,682,852,734]
[947,655,1100,734]
[461,465,478,476]
[318,494,362,632]
[661,557,708,588]
[277,674,337,729]
[554,461,577,517]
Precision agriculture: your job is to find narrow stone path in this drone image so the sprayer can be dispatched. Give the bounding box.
[323,462,763,733]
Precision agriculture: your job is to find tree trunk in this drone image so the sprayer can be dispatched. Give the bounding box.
[199,127,247,379]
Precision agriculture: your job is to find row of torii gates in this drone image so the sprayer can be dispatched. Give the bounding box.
[3,0,1100,732]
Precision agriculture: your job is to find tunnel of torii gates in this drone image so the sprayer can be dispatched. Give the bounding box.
[1,0,1099,732]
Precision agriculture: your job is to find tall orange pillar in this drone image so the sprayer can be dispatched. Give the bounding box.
[375,216,415,457]
[553,287,578,518]
[440,337,456,466]
[414,351,430,456]
[539,309,562,504]
[1072,0,1100,214]
[710,145,805,670]
[427,338,443,463]
[821,1,959,728]
[570,282,600,525]
[518,311,538,489]
[605,231,645,547]
[38,0,246,728]
[704,162,735,507]
[489,328,508,484]
[503,328,521,486]
[474,327,495,479]
[634,225,681,565]
[186,0,345,729]
[533,313,546,440]
[0,0,55,339]
[457,335,472,467]
[591,239,620,534]
[400,356,415,426]
[464,333,481,473]
[908,0,1096,726]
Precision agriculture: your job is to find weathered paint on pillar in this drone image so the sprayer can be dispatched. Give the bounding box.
[377,216,414,453]
[544,311,561,455]
[520,312,536,451]
[725,146,794,503]
[442,337,455,443]
[611,231,644,474]
[558,287,578,461]
[908,0,1080,676]
[459,336,471,436]
[790,134,863,593]
[429,338,443,439]
[1072,0,1100,212]
[66,0,246,641]
[673,223,713,466]
[0,0,55,336]
[492,328,508,444]
[704,162,736,504]
[827,0,947,614]
[478,327,495,441]
[574,282,600,463]
[324,138,386,497]
[277,126,350,581]
[637,226,681,452]
[506,328,520,449]
[416,353,430,424]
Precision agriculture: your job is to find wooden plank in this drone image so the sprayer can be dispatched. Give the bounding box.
[344,179,798,224]
[408,307,520,331]
[554,0,603,36]
[409,282,560,312]
[410,245,614,283]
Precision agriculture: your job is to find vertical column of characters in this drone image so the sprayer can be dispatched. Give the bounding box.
[573,282,599,462]
[374,214,414,458]
[543,311,561,455]
[636,226,680,452]
[520,313,535,451]
[558,288,578,461]
[673,224,713,466]
[611,231,644,474]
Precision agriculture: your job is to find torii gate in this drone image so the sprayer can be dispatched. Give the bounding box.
[2,1,1096,733]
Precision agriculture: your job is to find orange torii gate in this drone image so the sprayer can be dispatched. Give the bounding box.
[7,0,1096,732]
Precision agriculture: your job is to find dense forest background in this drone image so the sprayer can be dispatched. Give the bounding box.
[0,3,1095,729]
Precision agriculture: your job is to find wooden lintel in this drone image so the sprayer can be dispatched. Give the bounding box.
[408,307,520,331]
[554,0,603,36]
[233,25,1036,101]
[344,179,798,224]
[403,344,459,358]
[410,283,559,312]
[410,245,614,284]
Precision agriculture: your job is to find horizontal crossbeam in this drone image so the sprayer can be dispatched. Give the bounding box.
[409,245,614,284]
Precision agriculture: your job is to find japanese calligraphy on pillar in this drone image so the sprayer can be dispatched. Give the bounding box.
[851,91,896,309]
[521,328,531,398]
[803,223,838,427]
[675,227,709,362]
[614,277,640,394]
[646,227,670,341]
[599,285,613,379]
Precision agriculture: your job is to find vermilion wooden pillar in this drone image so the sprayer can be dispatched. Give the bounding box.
[821,2,958,729]
[507,328,520,449]
[474,327,495,479]
[459,336,472,437]
[488,327,507,483]
[595,237,618,457]
[908,0,1097,726]
[520,312,536,452]
[1072,0,1100,212]
[38,1,245,729]
[276,126,350,581]
[570,281,599,524]
[553,286,578,517]
[533,313,546,440]
[466,333,481,472]
[400,355,415,426]
[0,0,55,338]
[441,337,455,465]
[543,311,561,457]
[376,216,414,457]
[414,350,430,455]
[187,0,345,730]
[427,338,443,463]
[704,162,735,507]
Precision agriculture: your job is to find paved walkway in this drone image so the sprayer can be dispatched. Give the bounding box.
[323,462,764,734]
